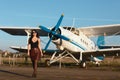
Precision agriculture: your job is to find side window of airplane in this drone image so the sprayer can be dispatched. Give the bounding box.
[90,42,95,50]
[74,30,79,35]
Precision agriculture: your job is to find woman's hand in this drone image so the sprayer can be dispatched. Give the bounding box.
[41,52,43,57]
[27,51,30,56]
[40,50,44,57]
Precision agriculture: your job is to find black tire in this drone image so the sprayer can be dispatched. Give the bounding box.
[45,59,51,67]
[80,61,86,68]
[96,63,100,67]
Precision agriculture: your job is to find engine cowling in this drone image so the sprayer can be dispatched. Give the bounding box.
[49,27,61,40]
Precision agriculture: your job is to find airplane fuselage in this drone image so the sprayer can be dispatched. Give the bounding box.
[52,27,97,52]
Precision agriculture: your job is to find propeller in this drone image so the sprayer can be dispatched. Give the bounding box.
[39,14,86,52]
[39,14,64,52]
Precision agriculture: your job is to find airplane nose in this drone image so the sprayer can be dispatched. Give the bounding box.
[49,28,61,40]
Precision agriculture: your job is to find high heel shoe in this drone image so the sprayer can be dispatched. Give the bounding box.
[32,73,37,78]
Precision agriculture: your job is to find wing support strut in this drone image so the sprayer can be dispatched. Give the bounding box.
[24,29,31,44]
[79,52,83,62]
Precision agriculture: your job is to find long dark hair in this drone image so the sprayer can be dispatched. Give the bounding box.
[29,30,39,43]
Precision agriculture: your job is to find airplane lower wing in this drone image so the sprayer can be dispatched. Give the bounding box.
[83,48,120,57]
[10,46,27,53]
[10,46,120,59]
[98,45,120,49]
[10,46,62,56]
[73,48,120,61]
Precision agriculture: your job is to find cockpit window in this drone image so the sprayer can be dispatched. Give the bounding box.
[63,27,79,35]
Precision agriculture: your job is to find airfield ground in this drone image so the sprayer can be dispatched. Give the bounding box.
[0,53,120,80]
[0,65,120,80]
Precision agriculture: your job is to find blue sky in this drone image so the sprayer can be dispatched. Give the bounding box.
[0,0,120,52]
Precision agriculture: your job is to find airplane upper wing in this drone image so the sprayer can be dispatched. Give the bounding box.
[79,24,120,37]
[1,24,120,37]
[64,24,120,37]
[0,27,48,36]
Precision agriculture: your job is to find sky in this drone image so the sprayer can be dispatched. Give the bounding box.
[0,0,120,52]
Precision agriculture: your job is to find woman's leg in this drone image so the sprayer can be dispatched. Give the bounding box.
[34,60,38,75]
[32,60,38,77]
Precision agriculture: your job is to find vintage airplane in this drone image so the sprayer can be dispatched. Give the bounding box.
[0,14,120,67]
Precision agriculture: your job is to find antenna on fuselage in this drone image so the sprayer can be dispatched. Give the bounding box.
[72,18,75,27]
[70,18,75,31]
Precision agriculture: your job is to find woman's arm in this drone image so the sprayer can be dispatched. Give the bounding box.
[38,38,43,56]
[27,42,31,56]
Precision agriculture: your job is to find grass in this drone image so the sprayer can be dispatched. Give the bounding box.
[1,57,120,71]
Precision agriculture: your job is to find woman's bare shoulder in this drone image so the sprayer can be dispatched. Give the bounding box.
[37,38,40,41]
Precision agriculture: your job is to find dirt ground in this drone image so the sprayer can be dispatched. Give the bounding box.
[0,65,120,80]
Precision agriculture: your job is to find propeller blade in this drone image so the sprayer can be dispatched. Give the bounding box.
[53,33,86,50]
[44,37,52,52]
[54,33,70,41]
[54,14,64,31]
[39,25,51,33]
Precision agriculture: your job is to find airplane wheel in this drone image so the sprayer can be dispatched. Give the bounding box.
[80,61,86,68]
[45,59,51,67]
[96,63,100,67]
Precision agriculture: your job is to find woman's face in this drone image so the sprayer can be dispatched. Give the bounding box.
[32,31,37,36]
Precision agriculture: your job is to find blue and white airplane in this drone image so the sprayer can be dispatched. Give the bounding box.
[0,14,120,67]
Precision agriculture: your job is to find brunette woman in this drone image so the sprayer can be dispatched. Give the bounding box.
[28,30,43,77]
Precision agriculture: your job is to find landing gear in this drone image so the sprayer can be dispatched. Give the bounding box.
[45,59,50,67]
[44,51,88,68]
[95,62,100,67]
[80,61,86,68]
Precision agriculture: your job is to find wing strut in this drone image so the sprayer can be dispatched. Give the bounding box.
[24,29,31,44]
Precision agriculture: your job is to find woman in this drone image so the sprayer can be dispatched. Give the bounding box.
[27,30,43,77]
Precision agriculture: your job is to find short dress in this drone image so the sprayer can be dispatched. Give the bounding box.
[29,40,41,61]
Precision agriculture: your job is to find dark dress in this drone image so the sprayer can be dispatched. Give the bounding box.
[29,40,41,61]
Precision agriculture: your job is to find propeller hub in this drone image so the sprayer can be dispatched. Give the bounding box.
[49,28,61,40]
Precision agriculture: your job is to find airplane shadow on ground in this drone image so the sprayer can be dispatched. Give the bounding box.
[0,69,31,78]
